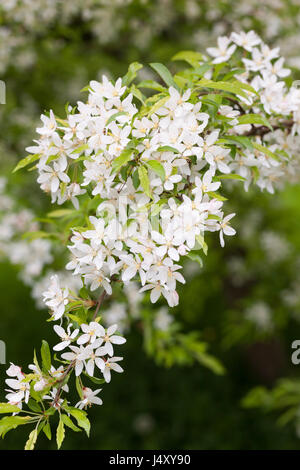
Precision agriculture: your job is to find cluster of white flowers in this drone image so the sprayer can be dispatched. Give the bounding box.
[25,32,300,308]
[207,30,300,194]
[5,31,300,447]
[30,78,238,306]
[5,273,126,411]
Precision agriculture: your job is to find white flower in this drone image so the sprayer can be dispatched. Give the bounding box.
[37,155,70,193]
[94,324,126,357]
[53,324,79,351]
[61,345,89,376]
[207,36,236,63]
[5,373,30,405]
[102,356,124,383]
[231,31,261,52]
[77,321,105,345]
[42,275,69,320]
[75,387,103,409]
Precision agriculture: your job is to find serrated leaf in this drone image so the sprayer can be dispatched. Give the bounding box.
[157,145,180,154]
[105,112,128,126]
[47,209,75,218]
[172,50,203,67]
[43,421,52,440]
[25,428,38,450]
[144,95,169,117]
[0,415,32,437]
[122,62,143,86]
[129,84,146,104]
[138,80,167,92]
[111,148,134,173]
[82,371,105,384]
[218,174,246,181]
[0,403,23,414]
[150,63,179,91]
[62,414,81,432]
[195,234,208,255]
[41,340,51,373]
[146,160,165,180]
[138,166,151,198]
[27,399,42,413]
[237,114,273,131]
[218,136,254,151]
[13,154,40,173]
[195,351,225,375]
[197,78,256,99]
[70,144,89,155]
[206,191,228,201]
[253,142,281,162]
[186,252,203,267]
[76,376,84,399]
[65,407,90,436]
[56,416,65,449]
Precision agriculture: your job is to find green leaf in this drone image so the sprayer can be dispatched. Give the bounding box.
[129,84,146,104]
[41,340,51,373]
[111,148,134,174]
[76,376,84,399]
[66,408,90,436]
[138,166,152,198]
[217,174,246,181]
[47,209,75,218]
[172,51,203,67]
[186,251,203,267]
[82,371,105,384]
[150,63,179,90]
[62,414,81,432]
[237,113,273,131]
[105,112,128,126]
[195,234,208,256]
[12,154,40,173]
[56,416,65,450]
[196,352,225,375]
[25,428,38,450]
[0,415,32,437]
[70,144,89,155]
[22,230,52,241]
[122,62,143,86]
[43,421,52,440]
[27,399,42,413]
[218,136,254,151]
[138,80,167,92]
[0,403,23,414]
[197,78,256,99]
[146,160,165,180]
[144,95,169,117]
[253,142,281,162]
[157,145,180,154]
[206,191,228,201]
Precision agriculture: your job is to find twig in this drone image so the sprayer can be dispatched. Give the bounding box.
[242,120,293,137]
[92,290,107,321]
[51,360,75,407]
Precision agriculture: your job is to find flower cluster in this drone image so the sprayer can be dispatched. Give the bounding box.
[3,31,300,449]
[5,273,126,412]
[24,32,300,309]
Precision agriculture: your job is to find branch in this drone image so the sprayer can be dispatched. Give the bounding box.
[92,290,107,321]
[242,120,293,137]
[51,360,75,407]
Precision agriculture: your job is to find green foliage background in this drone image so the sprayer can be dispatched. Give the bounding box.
[1,0,300,450]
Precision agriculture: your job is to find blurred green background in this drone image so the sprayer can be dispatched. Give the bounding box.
[1,0,300,450]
